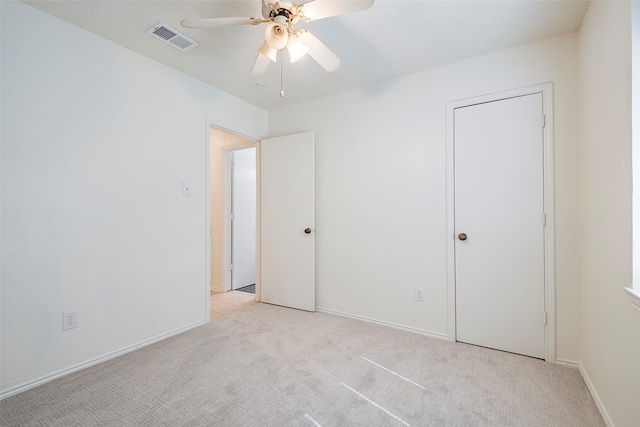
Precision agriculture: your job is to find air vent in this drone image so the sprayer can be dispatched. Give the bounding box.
[146,22,198,51]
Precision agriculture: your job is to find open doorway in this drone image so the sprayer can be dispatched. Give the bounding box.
[208,127,258,301]
[226,147,257,294]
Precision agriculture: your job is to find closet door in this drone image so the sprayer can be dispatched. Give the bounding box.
[454,94,545,358]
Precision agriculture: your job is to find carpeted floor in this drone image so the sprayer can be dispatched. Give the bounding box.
[1,303,604,426]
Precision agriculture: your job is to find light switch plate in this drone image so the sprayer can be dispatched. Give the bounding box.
[182,182,191,196]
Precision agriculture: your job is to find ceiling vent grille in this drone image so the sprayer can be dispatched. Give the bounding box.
[146,22,198,51]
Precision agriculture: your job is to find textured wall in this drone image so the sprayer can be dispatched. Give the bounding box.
[0,1,267,395]
[578,1,640,425]
[269,32,581,361]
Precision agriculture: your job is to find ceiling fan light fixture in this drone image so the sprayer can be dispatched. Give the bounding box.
[258,41,278,62]
[181,0,375,91]
[286,34,308,63]
[265,22,289,49]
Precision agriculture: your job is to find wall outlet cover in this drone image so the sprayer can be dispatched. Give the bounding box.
[62,311,78,331]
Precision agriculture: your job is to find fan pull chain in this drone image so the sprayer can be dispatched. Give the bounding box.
[280,49,285,97]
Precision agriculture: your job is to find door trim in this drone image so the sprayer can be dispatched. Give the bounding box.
[445,83,555,362]
[205,119,262,323]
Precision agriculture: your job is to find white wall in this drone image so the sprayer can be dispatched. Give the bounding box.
[578,1,640,426]
[269,33,581,361]
[0,1,267,396]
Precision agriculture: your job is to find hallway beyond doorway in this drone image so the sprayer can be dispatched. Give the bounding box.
[210,291,256,320]
[235,284,255,294]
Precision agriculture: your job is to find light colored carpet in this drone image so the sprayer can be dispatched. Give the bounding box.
[1,303,604,426]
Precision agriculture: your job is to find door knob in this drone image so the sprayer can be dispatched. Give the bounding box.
[458,233,468,241]
[304,228,312,234]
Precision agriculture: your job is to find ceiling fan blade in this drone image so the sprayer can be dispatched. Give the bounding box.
[302,0,374,21]
[251,53,271,75]
[181,17,256,28]
[298,31,340,72]
[262,2,274,19]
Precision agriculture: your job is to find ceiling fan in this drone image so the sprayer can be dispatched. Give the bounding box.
[181,0,374,76]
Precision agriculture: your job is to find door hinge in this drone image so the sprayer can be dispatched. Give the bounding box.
[230,213,235,221]
[542,213,547,226]
[544,311,548,325]
[542,114,546,128]
[228,264,234,271]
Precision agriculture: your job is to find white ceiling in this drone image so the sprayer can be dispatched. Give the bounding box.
[23,0,590,110]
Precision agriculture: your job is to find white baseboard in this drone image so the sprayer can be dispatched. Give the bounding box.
[578,364,614,427]
[555,358,580,368]
[316,307,449,341]
[0,320,207,400]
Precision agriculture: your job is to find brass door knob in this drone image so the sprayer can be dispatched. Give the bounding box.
[458,233,468,241]
[304,228,312,234]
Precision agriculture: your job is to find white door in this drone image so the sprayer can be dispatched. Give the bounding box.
[261,132,315,311]
[231,148,257,290]
[454,94,545,358]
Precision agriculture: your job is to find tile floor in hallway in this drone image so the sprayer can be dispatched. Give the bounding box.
[210,290,257,319]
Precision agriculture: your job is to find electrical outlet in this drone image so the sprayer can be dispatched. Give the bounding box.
[62,311,78,331]
[415,288,424,302]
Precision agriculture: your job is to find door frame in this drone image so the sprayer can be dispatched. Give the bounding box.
[223,145,258,292]
[445,83,555,362]
[205,119,262,323]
